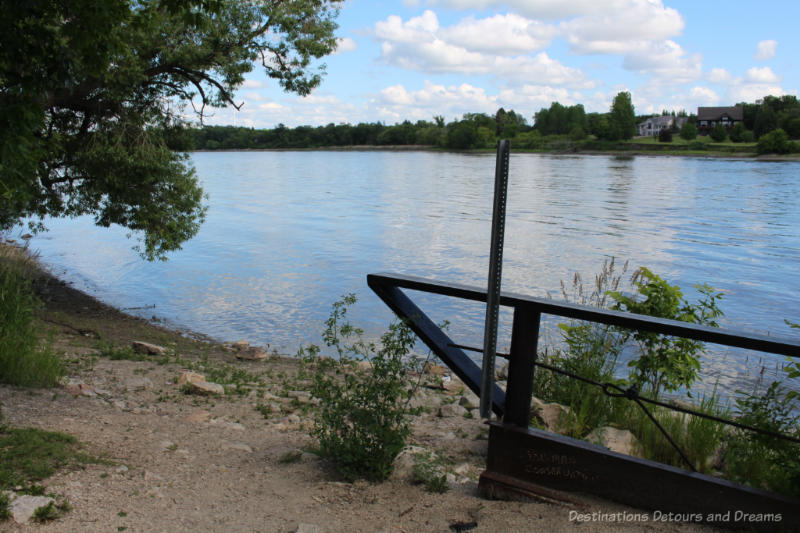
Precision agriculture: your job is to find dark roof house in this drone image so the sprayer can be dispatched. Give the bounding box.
[697,106,743,131]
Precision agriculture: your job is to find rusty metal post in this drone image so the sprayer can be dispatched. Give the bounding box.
[480,140,510,419]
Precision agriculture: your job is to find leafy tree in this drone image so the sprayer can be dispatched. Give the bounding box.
[679,122,698,141]
[658,128,673,143]
[1,0,342,259]
[710,123,728,142]
[607,92,636,140]
[754,103,778,139]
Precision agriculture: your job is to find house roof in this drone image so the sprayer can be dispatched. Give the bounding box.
[697,106,743,121]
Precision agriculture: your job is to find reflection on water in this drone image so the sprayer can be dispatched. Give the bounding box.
[25,151,800,398]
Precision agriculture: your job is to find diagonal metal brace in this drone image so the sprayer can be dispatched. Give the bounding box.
[367,275,506,417]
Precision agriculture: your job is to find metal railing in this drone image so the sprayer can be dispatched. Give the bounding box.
[368,272,800,450]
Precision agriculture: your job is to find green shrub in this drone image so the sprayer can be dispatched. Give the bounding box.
[725,381,800,497]
[728,122,750,143]
[757,128,794,154]
[308,295,416,481]
[534,259,630,436]
[658,128,673,142]
[679,122,698,140]
[609,268,723,398]
[709,123,728,142]
[0,246,63,387]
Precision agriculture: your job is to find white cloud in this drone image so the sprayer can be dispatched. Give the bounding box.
[439,13,557,54]
[497,85,581,110]
[561,0,684,55]
[754,40,778,61]
[728,84,786,104]
[707,68,731,84]
[621,41,702,84]
[378,81,497,119]
[333,37,358,55]
[745,66,780,84]
[242,79,265,89]
[429,0,628,20]
[688,86,720,105]
[243,91,265,102]
[374,11,590,87]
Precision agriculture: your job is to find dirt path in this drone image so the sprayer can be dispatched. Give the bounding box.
[0,266,716,532]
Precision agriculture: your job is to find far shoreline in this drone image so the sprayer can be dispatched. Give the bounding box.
[189,144,800,161]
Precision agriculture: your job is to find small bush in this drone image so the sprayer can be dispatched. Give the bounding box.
[709,123,728,142]
[679,122,698,140]
[728,122,750,143]
[0,246,63,387]
[757,128,794,154]
[658,128,673,142]
[308,295,417,482]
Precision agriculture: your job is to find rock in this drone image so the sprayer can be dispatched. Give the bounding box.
[231,340,250,351]
[287,390,313,404]
[390,445,428,481]
[530,397,570,433]
[442,379,465,395]
[585,427,640,457]
[20,233,33,240]
[495,363,509,381]
[189,381,225,395]
[6,493,55,524]
[131,341,167,356]
[186,410,212,423]
[177,371,206,386]
[159,440,176,451]
[356,360,373,371]
[438,403,468,418]
[235,347,269,360]
[422,362,448,375]
[115,465,129,474]
[64,379,96,397]
[458,394,479,410]
[222,442,253,453]
[124,377,154,390]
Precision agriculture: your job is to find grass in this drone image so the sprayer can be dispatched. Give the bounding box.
[0,424,109,494]
[0,244,64,387]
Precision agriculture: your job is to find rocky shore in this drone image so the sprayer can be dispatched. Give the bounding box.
[0,255,712,532]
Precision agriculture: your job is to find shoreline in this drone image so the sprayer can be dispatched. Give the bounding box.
[190,144,800,161]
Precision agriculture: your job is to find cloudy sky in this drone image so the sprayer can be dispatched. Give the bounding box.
[209,0,798,128]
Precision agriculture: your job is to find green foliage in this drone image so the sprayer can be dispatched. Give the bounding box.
[679,122,698,140]
[609,268,723,398]
[1,0,343,260]
[534,102,588,136]
[0,491,9,520]
[658,128,673,142]
[535,259,630,436]
[0,247,63,387]
[308,295,416,482]
[756,128,796,154]
[709,123,728,142]
[626,388,730,473]
[411,452,449,493]
[725,382,800,497]
[728,122,748,142]
[608,92,637,140]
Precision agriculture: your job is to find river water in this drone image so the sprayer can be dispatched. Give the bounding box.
[25,151,800,397]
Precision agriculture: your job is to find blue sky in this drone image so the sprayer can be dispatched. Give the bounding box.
[207,0,799,128]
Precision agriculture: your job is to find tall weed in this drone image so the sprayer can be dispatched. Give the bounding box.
[0,245,63,387]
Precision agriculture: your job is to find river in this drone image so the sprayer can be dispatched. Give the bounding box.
[24,150,800,397]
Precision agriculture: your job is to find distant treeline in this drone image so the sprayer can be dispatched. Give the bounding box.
[179,94,799,151]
